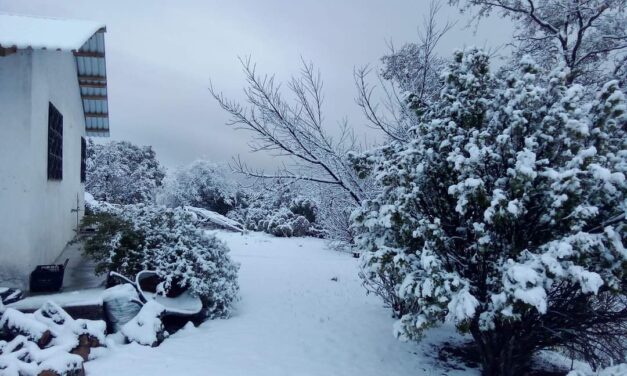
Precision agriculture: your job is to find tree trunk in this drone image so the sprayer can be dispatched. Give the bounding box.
[471,323,532,376]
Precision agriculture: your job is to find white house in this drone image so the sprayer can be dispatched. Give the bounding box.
[0,14,110,289]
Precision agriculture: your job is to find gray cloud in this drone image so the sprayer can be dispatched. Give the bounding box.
[0,0,512,170]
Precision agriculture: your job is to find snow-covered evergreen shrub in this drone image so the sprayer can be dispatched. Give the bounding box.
[352,49,627,376]
[86,140,165,204]
[83,203,239,318]
[159,160,239,215]
[229,185,322,237]
[82,212,145,277]
[289,196,317,224]
[259,207,311,237]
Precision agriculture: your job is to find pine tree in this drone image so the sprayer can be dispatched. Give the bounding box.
[352,49,627,375]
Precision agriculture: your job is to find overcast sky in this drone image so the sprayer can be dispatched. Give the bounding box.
[0,0,512,170]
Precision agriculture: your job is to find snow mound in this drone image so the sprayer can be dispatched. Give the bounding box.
[184,205,244,232]
[120,301,166,347]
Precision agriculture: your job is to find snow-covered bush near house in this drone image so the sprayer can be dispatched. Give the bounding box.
[86,140,166,205]
[82,211,144,277]
[352,49,627,376]
[158,160,239,215]
[83,202,240,319]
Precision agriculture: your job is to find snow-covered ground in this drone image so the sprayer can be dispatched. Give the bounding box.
[86,231,475,376]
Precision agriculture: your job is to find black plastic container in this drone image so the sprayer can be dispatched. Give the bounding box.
[29,258,69,293]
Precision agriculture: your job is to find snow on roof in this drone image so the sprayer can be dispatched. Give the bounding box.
[0,14,111,137]
[0,13,104,51]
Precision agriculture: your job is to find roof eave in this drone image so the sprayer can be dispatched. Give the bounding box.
[75,29,110,137]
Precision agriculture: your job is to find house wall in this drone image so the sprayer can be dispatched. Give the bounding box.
[0,49,85,289]
[0,50,34,288]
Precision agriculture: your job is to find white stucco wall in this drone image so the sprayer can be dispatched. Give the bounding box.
[0,49,85,289]
[0,50,34,287]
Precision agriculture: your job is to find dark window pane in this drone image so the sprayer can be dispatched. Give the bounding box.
[81,137,86,183]
[47,103,63,180]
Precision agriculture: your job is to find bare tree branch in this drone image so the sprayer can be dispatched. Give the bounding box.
[210,58,368,204]
[355,0,453,141]
[451,0,627,85]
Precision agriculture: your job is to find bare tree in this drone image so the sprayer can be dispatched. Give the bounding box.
[355,0,454,141]
[210,57,368,205]
[451,0,627,85]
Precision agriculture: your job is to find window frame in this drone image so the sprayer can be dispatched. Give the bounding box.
[80,137,86,183]
[47,102,63,181]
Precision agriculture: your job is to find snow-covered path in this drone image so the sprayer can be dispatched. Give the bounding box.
[87,231,472,376]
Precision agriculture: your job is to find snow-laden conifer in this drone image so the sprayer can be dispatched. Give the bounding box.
[352,49,626,375]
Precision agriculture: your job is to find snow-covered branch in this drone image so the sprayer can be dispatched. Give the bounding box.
[451,0,627,85]
[210,58,368,204]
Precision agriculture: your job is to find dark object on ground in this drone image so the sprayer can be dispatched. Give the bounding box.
[17,304,105,322]
[0,287,23,305]
[71,333,101,361]
[162,313,203,334]
[39,367,85,376]
[30,259,69,293]
[137,272,185,298]
[437,341,573,376]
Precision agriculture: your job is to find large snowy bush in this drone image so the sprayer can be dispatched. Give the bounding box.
[83,203,239,318]
[86,140,165,204]
[229,185,322,238]
[352,49,626,376]
[159,160,239,215]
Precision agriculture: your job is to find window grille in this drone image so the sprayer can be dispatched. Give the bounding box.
[47,103,63,180]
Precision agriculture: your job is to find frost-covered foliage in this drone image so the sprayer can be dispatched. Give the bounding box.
[159,160,239,215]
[83,202,239,319]
[451,0,627,86]
[82,211,144,277]
[381,42,446,98]
[86,140,166,205]
[228,184,322,238]
[352,49,627,375]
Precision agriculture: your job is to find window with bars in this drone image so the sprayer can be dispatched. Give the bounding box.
[47,103,63,180]
[81,137,86,183]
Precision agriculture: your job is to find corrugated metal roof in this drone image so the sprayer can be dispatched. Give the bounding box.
[0,14,110,137]
[76,31,109,137]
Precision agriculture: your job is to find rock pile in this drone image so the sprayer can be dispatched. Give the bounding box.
[0,302,106,376]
